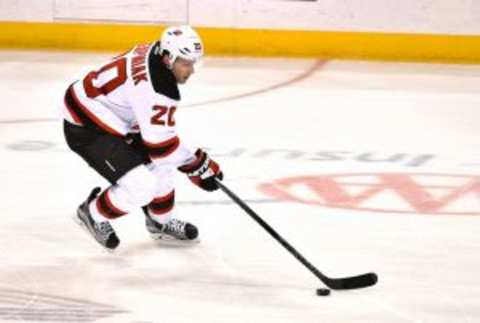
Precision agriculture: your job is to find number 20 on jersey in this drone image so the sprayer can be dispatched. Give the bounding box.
[151,105,176,127]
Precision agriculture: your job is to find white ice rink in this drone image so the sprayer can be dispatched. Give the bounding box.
[0,50,479,322]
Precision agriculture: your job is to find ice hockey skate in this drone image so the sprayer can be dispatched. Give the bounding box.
[73,187,120,251]
[144,211,199,244]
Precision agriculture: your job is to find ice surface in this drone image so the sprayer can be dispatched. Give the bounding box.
[0,50,479,322]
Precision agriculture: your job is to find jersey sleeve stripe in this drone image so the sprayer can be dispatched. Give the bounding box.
[143,136,180,159]
[65,84,125,138]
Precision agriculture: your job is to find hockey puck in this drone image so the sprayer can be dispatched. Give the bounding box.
[316,288,331,296]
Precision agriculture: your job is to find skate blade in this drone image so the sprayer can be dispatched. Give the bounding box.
[149,233,200,246]
[72,214,116,253]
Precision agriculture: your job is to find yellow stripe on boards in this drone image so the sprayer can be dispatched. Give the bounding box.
[1,22,480,63]
[0,22,161,51]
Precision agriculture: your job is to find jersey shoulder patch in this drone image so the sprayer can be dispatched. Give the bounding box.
[148,42,180,101]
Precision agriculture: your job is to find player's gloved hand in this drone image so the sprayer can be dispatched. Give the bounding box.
[178,149,223,192]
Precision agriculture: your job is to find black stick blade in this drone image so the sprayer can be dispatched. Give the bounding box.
[324,272,378,290]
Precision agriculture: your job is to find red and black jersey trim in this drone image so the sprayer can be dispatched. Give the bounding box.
[143,136,180,159]
[63,94,83,125]
[96,189,127,219]
[148,190,175,215]
[64,84,125,138]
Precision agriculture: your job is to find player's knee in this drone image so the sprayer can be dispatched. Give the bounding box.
[117,165,157,206]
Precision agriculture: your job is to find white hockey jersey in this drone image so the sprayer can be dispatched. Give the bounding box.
[62,42,196,166]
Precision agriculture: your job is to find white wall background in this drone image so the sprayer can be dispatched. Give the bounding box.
[1,0,480,35]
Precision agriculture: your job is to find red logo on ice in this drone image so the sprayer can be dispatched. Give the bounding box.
[258,173,480,215]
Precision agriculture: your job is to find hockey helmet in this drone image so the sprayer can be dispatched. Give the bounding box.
[159,25,204,67]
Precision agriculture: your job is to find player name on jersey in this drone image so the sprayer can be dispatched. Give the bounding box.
[132,44,149,86]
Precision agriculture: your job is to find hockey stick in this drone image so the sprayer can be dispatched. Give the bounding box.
[215,179,378,290]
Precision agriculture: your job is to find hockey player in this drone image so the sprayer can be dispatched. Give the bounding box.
[62,25,223,250]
